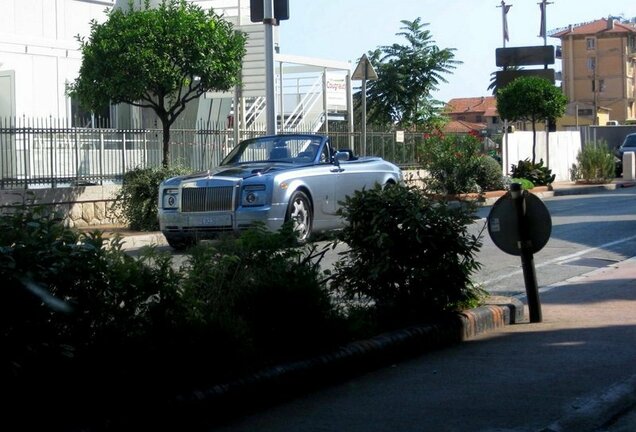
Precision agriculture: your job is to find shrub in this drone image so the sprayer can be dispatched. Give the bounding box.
[1,205,184,412]
[510,159,555,186]
[571,142,615,183]
[419,132,483,195]
[330,183,485,330]
[475,156,505,191]
[112,165,190,231]
[509,177,535,190]
[179,223,344,368]
[2,207,343,424]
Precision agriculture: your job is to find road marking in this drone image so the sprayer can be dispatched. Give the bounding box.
[480,233,636,287]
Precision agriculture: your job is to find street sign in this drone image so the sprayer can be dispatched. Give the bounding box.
[489,185,551,323]
[488,191,551,256]
[496,45,555,67]
[352,54,378,81]
[496,69,555,89]
[250,0,289,23]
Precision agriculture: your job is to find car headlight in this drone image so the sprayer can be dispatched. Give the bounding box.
[162,188,179,209]
[241,184,267,207]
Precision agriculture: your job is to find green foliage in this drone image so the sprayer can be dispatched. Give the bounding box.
[419,132,498,194]
[475,155,505,192]
[496,76,567,163]
[509,177,535,190]
[1,205,183,397]
[571,142,616,183]
[331,183,484,329]
[178,223,343,366]
[2,207,343,422]
[359,18,461,128]
[68,0,246,166]
[113,165,190,231]
[496,76,567,124]
[510,159,555,186]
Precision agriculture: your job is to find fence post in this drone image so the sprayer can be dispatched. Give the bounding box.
[122,131,127,176]
[143,130,148,167]
[74,123,80,184]
[99,131,104,186]
[23,116,29,189]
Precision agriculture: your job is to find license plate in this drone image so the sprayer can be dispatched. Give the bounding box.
[199,214,232,227]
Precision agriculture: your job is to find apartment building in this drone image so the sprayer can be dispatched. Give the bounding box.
[552,17,636,125]
[444,96,501,135]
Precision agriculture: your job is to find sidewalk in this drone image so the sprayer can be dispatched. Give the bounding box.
[208,257,636,432]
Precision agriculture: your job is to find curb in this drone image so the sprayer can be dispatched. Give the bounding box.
[173,298,524,420]
[541,374,636,432]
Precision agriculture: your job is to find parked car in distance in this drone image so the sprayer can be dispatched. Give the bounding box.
[614,133,636,160]
[158,134,403,249]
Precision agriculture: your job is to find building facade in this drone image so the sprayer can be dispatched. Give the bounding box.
[552,17,636,125]
[444,96,501,135]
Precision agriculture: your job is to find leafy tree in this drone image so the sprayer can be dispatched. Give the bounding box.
[496,76,567,164]
[358,18,461,129]
[68,0,246,167]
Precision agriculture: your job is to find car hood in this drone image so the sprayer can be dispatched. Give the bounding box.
[162,163,298,186]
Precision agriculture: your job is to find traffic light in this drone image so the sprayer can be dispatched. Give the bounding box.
[250,0,289,23]
[548,118,557,132]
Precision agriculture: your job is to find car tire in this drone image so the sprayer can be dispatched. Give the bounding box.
[164,235,194,251]
[286,190,313,242]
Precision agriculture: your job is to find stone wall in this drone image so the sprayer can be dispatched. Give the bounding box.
[0,185,124,228]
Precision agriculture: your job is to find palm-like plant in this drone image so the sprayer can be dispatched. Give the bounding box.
[356,18,460,129]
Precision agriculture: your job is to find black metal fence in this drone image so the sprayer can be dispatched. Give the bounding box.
[0,117,424,189]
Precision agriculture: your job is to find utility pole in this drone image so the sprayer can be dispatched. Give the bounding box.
[264,0,277,135]
[497,1,512,174]
[498,1,511,48]
[539,0,553,166]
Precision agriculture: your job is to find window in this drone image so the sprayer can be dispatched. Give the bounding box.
[475,115,482,123]
[587,57,596,71]
[586,37,596,50]
[592,79,606,93]
[70,95,111,127]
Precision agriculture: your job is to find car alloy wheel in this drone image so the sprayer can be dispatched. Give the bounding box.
[287,191,312,241]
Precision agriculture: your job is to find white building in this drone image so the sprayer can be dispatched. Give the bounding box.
[0,0,351,132]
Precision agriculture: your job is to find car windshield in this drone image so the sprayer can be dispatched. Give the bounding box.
[623,135,636,148]
[221,136,324,165]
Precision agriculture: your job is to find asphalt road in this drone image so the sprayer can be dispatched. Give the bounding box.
[472,187,636,296]
[162,187,636,297]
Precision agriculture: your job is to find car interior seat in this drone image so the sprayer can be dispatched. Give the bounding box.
[270,146,290,160]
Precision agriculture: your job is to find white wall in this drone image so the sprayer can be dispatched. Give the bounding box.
[0,0,113,117]
[503,131,582,182]
[0,0,261,119]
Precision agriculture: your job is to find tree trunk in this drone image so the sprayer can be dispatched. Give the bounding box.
[531,116,537,165]
[161,116,171,168]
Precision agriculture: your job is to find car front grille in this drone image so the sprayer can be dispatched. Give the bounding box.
[181,186,235,212]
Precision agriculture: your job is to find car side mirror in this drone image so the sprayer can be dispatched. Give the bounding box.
[335,151,351,163]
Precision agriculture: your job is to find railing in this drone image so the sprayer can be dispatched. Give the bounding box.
[283,78,322,132]
[0,117,422,189]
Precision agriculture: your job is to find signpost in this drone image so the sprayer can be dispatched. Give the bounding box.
[495,44,556,176]
[352,54,377,157]
[488,183,552,322]
[250,0,290,135]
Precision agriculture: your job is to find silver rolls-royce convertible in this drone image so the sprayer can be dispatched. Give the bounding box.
[158,133,402,249]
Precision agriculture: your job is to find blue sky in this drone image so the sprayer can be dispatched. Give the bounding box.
[278,0,636,102]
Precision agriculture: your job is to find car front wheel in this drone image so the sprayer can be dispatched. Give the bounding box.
[286,191,313,241]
